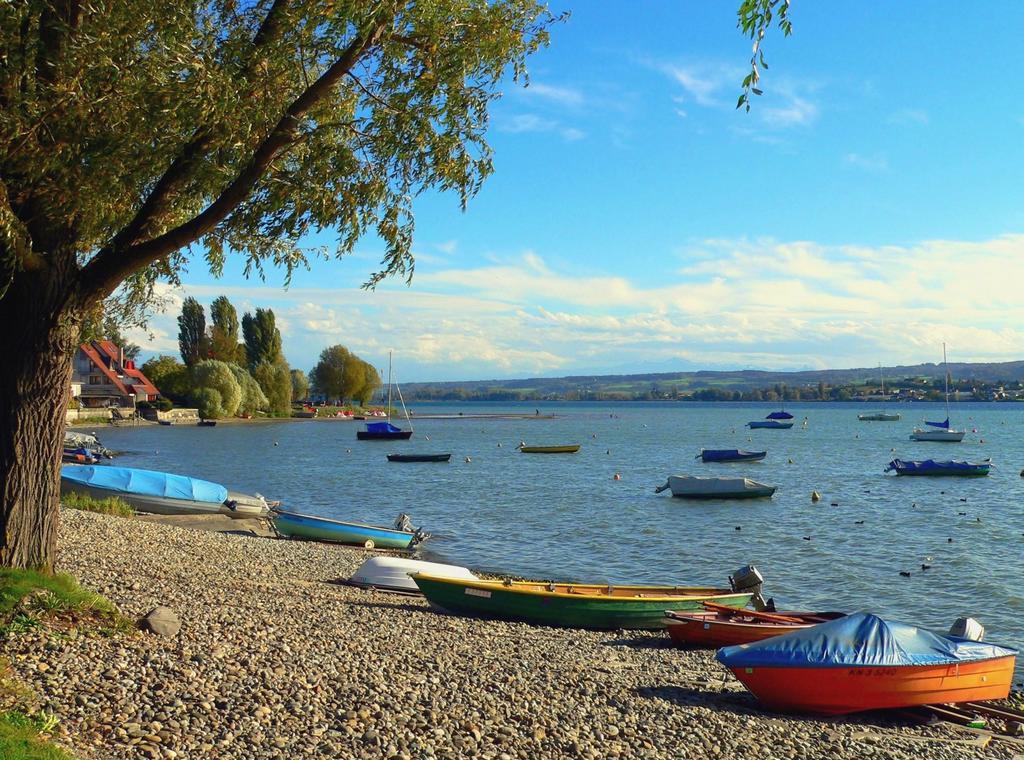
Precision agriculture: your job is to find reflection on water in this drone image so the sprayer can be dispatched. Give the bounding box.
[96,401,1024,670]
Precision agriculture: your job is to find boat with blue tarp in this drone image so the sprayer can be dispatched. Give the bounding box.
[60,464,273,518]
[765,410,793,420]
[746,419,793,430]
[272,509,427,550]
[885,458,991,476]
[698,449,766,463]
[717,612,1017,714]
[357,351,413,440]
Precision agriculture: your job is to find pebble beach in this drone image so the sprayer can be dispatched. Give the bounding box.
[4,508,1018,759]
[0,508,1015,757]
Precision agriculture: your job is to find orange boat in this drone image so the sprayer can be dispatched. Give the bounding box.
[717,612,1017,715]
[665,602,844,648]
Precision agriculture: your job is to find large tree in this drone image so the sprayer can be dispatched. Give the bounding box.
[241,308,283,370]
[0,1,556,567]
[177,297,207,367]
[208,296,242,363]
[311,345,351,402]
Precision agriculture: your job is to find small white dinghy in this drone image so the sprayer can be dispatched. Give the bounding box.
[655,475,776,500]
[348,557,478,593]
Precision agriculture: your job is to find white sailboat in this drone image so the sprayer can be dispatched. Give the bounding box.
[909,344,964,442]
[858,365,901,421]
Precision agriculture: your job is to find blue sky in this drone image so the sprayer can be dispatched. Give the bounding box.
[131,2,1024,381]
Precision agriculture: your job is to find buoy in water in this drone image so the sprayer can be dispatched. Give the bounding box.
[497,442,502,447]
[425,435,430,441]
[465,456,472,463]
[613,473,621,481]
[811,491,821,502]
[788,458,794,464]
[274,441,279,446]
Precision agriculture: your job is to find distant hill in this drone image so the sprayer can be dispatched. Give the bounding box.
[401,360,1024,400]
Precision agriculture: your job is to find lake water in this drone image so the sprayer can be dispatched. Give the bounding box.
[91,401,1024,668]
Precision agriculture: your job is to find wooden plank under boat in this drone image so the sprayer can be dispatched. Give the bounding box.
[717,612,1018,715]
[272,509,423,550]
[518,444,580,454]
[386,453,452,463]
[665,603,844,648]
[410,574,751,630]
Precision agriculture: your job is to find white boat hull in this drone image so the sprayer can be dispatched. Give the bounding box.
[61,481,271,519]
[348,557,478,593]
[909,429,965,442]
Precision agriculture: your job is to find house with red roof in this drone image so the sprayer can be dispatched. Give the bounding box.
[72,340,160,409]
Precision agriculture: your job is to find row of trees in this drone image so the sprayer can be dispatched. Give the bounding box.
[142,296,381,416]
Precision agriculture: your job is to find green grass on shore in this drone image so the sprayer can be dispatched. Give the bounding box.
[0,568,130,638]
[0,710,70,760]
[60,492,133,518]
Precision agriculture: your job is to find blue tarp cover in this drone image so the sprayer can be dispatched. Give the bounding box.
[766,411,794,420]
[886,459,988,474]
[717,612,1016,669]
[925,417,950,429]
[61,465,228,503]
[365,421,402,433]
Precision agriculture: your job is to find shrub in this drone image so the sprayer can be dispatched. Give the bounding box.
[61,492,133,518]
[154,398,173,412]
[191,360,241,417]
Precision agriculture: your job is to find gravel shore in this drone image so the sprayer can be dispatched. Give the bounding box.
[3,508,1017,759]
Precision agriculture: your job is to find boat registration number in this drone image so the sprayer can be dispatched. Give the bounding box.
[465,588,492,599]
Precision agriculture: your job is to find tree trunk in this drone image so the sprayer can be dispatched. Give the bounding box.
[0,271,77,570]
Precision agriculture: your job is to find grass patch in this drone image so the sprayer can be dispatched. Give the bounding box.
[0,569,132,638]
[0,710,70,760]
[60,492,133,518]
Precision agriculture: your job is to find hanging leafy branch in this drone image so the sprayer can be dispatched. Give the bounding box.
[736,0,793,112]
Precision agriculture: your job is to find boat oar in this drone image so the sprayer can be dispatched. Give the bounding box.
[701,600,805,625]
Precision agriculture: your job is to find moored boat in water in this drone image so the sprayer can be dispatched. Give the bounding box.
[655,475,776,499]
[518,443,581,454]
[909,343,965,441]
[60,464,273,518]
[665,603,844,648]
[698,449,766,463]
[386,453,452,463]
[717,612,1017,715]
[410,574,752,630]
[885,458,991,476]
[746,419,793,430]
[272,509,427,550]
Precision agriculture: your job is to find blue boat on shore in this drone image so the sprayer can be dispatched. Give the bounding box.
[884,458,991,477]
[698,449,767,463]
[272,509,428,550]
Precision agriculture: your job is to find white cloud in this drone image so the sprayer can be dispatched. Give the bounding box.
[888,108,929,126]
[130,235,1024,379]
[844,152,889,172]
[664,63,738,107]
[760,93,818,127]
[521,82,584,108]
[498,113,585,143]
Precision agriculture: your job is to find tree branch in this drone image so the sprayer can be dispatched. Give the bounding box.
[35,0,82,87]
[105,0,295,252]
[79,21,388,303]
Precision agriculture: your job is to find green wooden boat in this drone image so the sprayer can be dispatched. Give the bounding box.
[410,574,752,630]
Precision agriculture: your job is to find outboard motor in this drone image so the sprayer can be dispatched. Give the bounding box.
[394,513,414,532]
[949,616,985,641]
[730,565,772,612]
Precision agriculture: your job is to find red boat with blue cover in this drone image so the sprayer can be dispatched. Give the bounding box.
[717,612,1016,715]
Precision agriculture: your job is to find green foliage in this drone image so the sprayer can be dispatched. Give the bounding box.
[208,296,242,363]
[253,361,291,416]
[0,710,72,760]
[141,355,190,401]
[241,309,282,370]
[736,0,793,111]
[154,397,173,412]
[190,360,241,418]
[230,365,269,416]
[192,387,224,420]
[61,492,133,518]
[311,345,351,401]
[355,363,382,405]
[290,369,310,403]
[177,298,207,367]
[0,569,117,624]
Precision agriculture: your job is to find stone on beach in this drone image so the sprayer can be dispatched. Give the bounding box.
[139,606,181,637]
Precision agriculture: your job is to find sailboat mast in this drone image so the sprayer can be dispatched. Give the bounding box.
[942,342,950,419]
[385,352,393,426]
